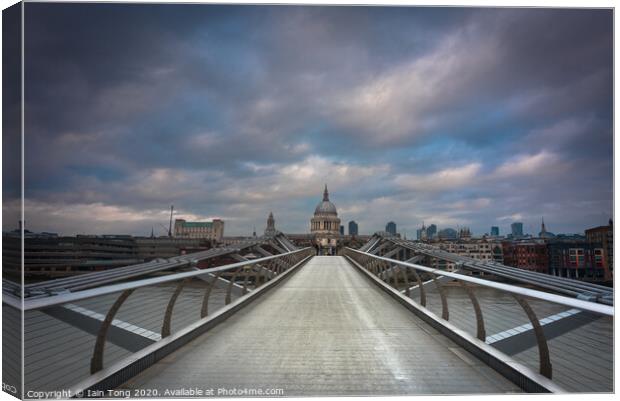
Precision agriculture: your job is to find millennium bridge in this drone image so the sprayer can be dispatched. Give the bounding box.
[2,232,613,396]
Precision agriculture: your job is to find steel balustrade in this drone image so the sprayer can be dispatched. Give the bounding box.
[14,247,313,377]
[365,235,613,305]
[344,247,613,380]
[91,247,313,373]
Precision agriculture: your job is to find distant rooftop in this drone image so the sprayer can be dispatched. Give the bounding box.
[177,221,213,228]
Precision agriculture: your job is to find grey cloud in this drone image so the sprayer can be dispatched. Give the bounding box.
[18,5,613,236]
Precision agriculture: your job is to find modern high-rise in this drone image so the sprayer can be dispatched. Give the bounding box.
[348,220,359,236]
[339,225,344,235]
[511,222,524,238]
[427,224,437,239]
[386,221,397,235]
[438,228,458,240]
[491,226,499,236]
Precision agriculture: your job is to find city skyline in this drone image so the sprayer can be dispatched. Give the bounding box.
[3,5,613,237]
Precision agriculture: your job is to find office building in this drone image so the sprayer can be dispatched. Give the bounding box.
[547,240,607,282]
[502,240,548,274]
[174,218,224,241]
[511,222,524,238]
[585,220,613,281]
[427,224,437,239]
[348,220,359,236]
[438,228,458,240]
[385,221,397,235]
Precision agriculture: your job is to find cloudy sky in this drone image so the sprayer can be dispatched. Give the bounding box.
[6,4,613,237]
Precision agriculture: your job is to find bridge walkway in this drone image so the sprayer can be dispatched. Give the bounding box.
[122,256,521,395]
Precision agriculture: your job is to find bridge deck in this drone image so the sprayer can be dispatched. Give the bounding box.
[122,256,521,395]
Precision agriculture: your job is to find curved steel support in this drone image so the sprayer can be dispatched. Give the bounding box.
[391,265,399,290]
[91,289,135,374]
[268,260,279,275]
[201,271,222,318]
[377,261,384,278]
[409,268,426,306]
[225,268,243,305]
[242,267,250,295]
[460,281,486,341]
[162,278,190,338]
[433,275,449,320]
[365,258,372,272]
[390,265,398,288]
[263,260,274,276]
[278,259,286,274]
[254,265,264,289]
[381,261,390,281]
[401,267,410,296]
[267,260,277,275]
[369,259,377,274]
[274,259,282,275]
[280,257,289,272]
[385,263,393,285]
[514,295,552,379]
[378,261,384,275]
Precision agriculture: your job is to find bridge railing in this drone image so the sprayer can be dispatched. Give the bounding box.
[368,235,613,305]
[12,247,313,393]
[344,247,613,389]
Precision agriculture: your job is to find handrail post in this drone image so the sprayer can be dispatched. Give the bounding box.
[225,268,243,305]
[514,295,552,379]
[201,271,222,318]
[460,281,486,341]
[409,268,426,306]
[91,289,135,373]
[401,267,409,296]
[433,275,449,320]
[162,278,190,338]
[254,263,263,289]
[242,266,250,295]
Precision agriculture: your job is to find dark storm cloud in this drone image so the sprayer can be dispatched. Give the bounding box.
[2,2,22,217]
[17,4,613,236]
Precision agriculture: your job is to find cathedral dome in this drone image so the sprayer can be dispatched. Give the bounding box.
[314,185,338,216]
[315,201,337,215]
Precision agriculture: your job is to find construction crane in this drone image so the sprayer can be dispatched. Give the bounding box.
[157,223,170,237]
[168,205,174,237]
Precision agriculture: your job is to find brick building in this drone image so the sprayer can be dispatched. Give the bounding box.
[585,220,613,281]
[502,240,549,273]
[547,240,607,282]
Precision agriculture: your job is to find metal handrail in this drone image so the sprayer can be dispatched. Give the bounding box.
[345,246,613,380]
[23,240,266,293]
[345,248,613,316]
[14,246,314,377]
[17,247,313,311]
[386,237,613,299]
